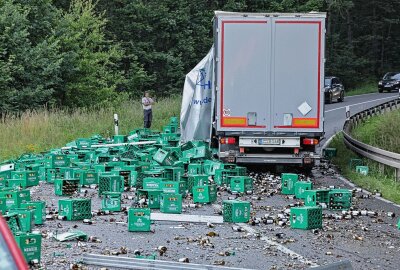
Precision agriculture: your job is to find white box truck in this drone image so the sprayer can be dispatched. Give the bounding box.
[213,11,326,168]
[181,11,326,167]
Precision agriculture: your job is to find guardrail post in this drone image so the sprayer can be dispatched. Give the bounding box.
[395,169,400,182]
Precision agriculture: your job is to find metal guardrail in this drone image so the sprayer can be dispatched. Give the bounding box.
[343,98,400,180]
[82,254,255,270]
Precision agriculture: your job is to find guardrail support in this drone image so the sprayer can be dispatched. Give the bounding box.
[395,168,400,182]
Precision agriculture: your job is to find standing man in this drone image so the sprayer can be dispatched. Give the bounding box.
[142,91,154,128]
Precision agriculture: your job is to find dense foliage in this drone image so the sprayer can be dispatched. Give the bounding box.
[1,0,400,113]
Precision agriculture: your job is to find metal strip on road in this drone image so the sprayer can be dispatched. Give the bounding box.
[239,224,318,267]
[82,253,255,270]
[325,95,398,113]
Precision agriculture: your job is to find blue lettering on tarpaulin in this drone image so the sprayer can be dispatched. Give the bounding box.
[192,97,212,105]
[196,68,211,90]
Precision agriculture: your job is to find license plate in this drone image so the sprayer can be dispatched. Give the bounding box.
[259,138,280,145]
[385,85,392,88]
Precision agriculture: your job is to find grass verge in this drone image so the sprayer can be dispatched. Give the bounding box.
[0,96,181,161]
[346,82,377,97]
[351,109,400,153]
[329,133,400,204]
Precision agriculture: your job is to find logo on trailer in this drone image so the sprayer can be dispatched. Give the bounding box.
[196,68,211,90]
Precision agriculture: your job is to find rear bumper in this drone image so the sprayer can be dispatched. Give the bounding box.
[220,152,320,165]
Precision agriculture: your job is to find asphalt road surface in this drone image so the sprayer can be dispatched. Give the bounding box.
[31,91,400,270]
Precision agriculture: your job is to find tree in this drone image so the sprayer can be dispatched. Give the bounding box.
[53,0,127,107]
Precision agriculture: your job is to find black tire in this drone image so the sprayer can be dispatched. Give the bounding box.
[327,93,333,104]
[378,88,383,93]
[338,91,344,102]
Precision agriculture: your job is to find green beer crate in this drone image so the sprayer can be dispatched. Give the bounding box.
[113,135,126,143]
[323,148,337,159]
[281,173,299,195]
[0,189,30,209]
[193,184,217,203]
[0,197,6,214]
[136,189,162,209]
[45,154,69,168]
[10,171,39,187]
[203,160,223,175]
[143,177,163,190]
[349,158,363,170]
[98,174,124,195]
[187,175,208,192]
[356,166,369,175]
[58,167,76,179]
[14,232,42,263]
[304,189,330,207]
[290,206,322,230]
[7,179,25,188]
[160,193,182,214]
[45,168,61,183]
[223,200,251,223]
[54,179,80,196]
[38,167,46,182]
[58,198,92,221]
[75,170,98,185]
[163,167,184,181]
[8,208,35,233]
[294,181,313,199]
[214,169,238,186]
[229,176,253,193]
[188,163,203,175]
[128,208,151,232]
[153,149,174,166]
[75,138,93,149]
[0,170,11,187]
[161,181,186,194]
[234,166,247,176]
[4,213,21,234]
[101,192,121,212]
[329,189,352,210]
[20,201,45,225]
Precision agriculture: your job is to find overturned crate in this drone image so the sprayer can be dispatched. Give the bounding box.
[20,201,45,225]
[98,174,124,196]
[101,192,121,212]
[136,189,162,209]
[58,198,92,221]
[223,200,251,223]
[8,208,35,233]
[329,189,352,210]
[294,181,313,199]
[304,189,330,207]
[290,206,322,230]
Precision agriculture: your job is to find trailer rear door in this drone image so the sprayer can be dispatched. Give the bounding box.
[271,18,324,133]
[216,17,271,131]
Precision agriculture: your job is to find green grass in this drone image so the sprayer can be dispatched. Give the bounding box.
[0,96,181,161]
[329,133,400,204]
[346,82,377,96]
[351,109,400,153]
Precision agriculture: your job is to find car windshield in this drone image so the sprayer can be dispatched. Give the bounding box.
[324,78,331,87]
[383,73,400,80]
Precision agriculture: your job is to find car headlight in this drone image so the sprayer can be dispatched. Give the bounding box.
[378,81,383,85]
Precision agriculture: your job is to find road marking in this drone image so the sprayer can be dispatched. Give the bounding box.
[325,96,398,113]
[239,224,318,267]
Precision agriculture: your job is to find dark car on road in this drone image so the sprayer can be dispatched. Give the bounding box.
[324,76,344,104]
[378,72,400,93]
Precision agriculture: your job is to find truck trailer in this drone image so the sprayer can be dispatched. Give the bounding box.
[181,11,326,169]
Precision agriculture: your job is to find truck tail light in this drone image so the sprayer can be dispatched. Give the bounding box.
[220,137,236,144]
[303,138,319,145]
